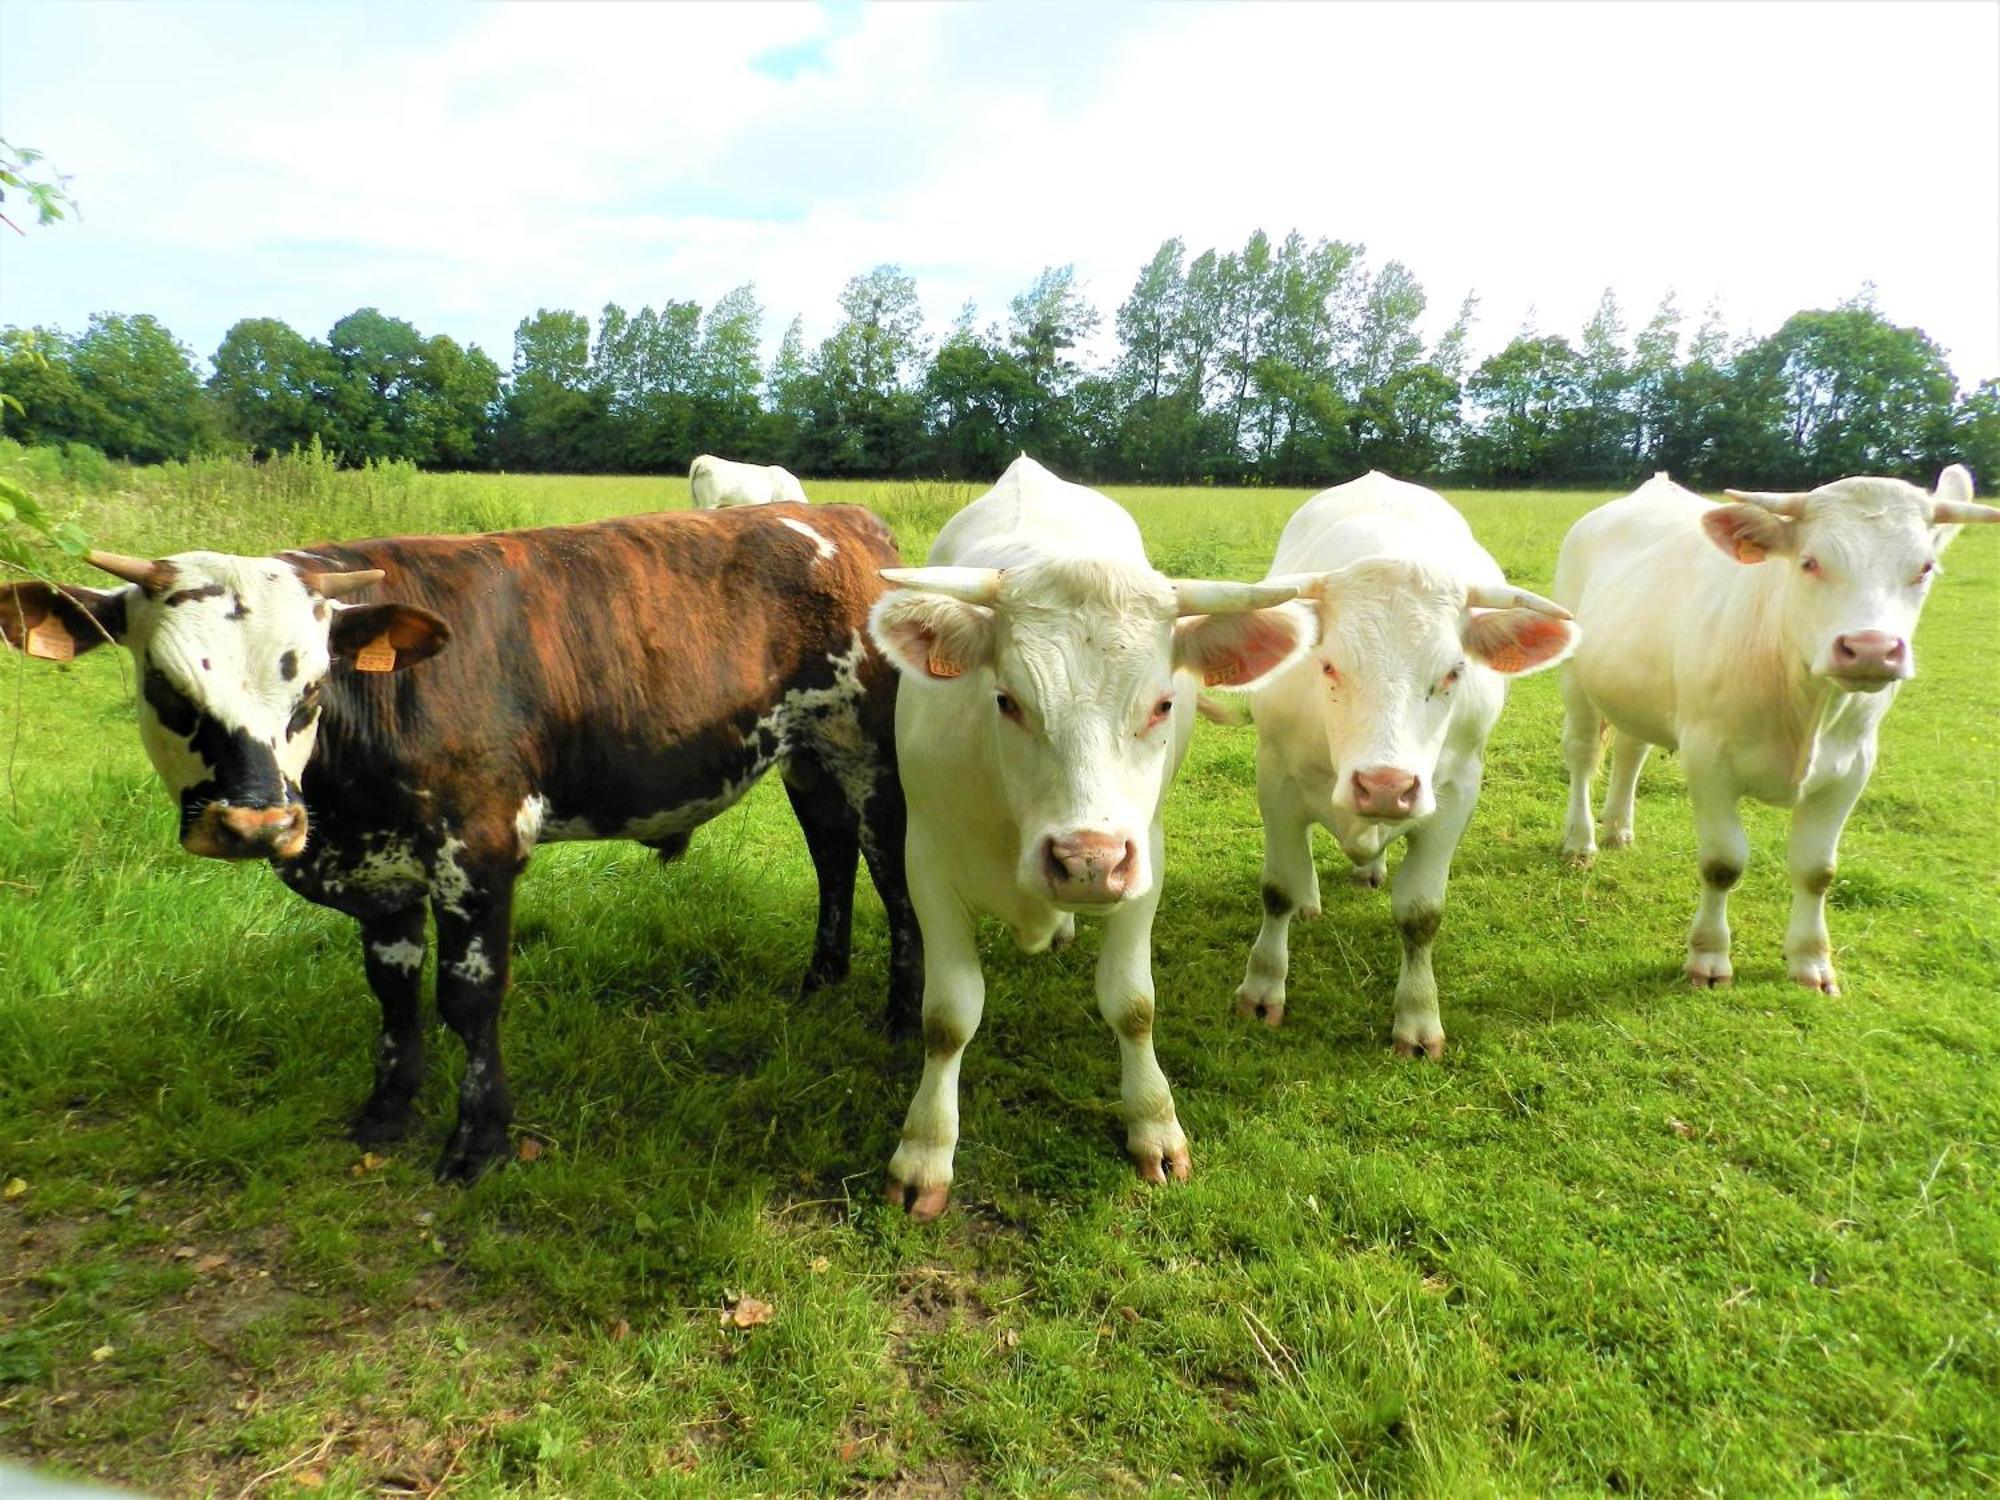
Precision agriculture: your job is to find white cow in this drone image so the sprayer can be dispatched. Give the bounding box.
[688,454,809,508]
[1234,472,1579,1054]
[868,454,1315,1219]
[1556,466,1997,993]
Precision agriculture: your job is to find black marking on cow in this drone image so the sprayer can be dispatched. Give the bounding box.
[287,696,321,741]
[279,650,299,681]
[227,594,251,620]
[142,665,199,738]
[1701,859,1742,890]
[164,583,225,607]
[1398,904,1442,953]
[201,658,211,672]
[1261,881,1293,918]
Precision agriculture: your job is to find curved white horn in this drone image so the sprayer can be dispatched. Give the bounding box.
[1722,489,1810,518]
[879,566,1004,605]
[85,549,174,592]
[1172,579,1299,616]
[1467,582,1573,620]
[306,568,386,598]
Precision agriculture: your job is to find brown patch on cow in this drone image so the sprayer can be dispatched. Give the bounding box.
[1114,994,1154,1042]
[163,583,226,607]
[923,1012,969,1059]
[1800,865,1835,896]
[226,594,251,620]
[1261,881,1292,918]
[1398,904,1442,954]
[1701,859,1742,890]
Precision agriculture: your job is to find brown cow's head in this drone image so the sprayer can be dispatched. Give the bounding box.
[2,549,448,859]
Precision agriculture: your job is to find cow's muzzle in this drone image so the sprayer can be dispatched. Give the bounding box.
[184,802,309,861]
[1825,631,1909,691]
[1350,767,1423,821]
[1042,831,1139,906]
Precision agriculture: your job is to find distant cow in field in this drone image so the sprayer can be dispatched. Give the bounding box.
[0,504,919,1181]
[689,454,809,508]
[867,454,1313,1219]
[1234,472,1578,1055]
[1555,466,1997,993]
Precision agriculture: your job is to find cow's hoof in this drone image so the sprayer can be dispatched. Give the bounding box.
[434,1128,509,1186]
[1392,1033,1446,1060]
[1789,959,1839,996]
[799,955,850,996]
[349,1104,414,1147]
[1050,913,1078,951]
[885,1177,951,1222]
[1685,953,1733,989]
[1233,984,1287,1028]
[1130,1129,1191,1186]
[1602,825,1635,850]
[1350,861,1385,890]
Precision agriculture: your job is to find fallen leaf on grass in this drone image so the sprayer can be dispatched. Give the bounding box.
[610,1318,631,1343]
[172,1245,197,1259]
[1118,1305,1140,1324]
[294,1469,324,1490]
[720,1293,775,1329]
[350,1152,389,1176]
[90,1345,114,1363]
[2,1177,26,1200]
[1668,1118,1695,1139]
[838,1438,866,1463]
[516,1137,544,1163]
[195,1253,229,1275]
[809,1255,830,1274]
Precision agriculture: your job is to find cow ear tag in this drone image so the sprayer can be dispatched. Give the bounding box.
[354,635,397,673]
[25,619,75,661]
[926,653,962,679]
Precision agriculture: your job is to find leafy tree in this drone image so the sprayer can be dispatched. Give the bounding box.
[1462,335,1586,484]
[62,313,216,463]
[208,317,338,457]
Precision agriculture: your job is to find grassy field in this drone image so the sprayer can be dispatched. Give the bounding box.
[1,455,1996,1496]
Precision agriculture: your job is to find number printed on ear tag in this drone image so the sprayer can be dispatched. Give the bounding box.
[25,620,75,661]
[354,636,397,673]
[926,654,962,679]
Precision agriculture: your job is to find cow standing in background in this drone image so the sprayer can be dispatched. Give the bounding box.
[867,455,1314,1220]
[689,454,809,508]
[0,504,920,1182]
[1233,472,1579,1055]
[1556,466,1997,993]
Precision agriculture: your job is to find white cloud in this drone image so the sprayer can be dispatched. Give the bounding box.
[2,0,1994,386]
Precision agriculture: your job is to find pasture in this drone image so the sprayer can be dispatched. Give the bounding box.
[2,456,1996,1496]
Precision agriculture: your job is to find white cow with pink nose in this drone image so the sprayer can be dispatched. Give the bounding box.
[869,454,1315,1219]
[1556,466,1998,993]
[1233,472,1579,1054]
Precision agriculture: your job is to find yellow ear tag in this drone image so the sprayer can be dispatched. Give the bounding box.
[354,636,397,673]
[926,654,962,679]
[25,619,75,661]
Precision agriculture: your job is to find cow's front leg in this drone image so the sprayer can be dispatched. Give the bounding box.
[850,760,923,1036]
[1388,763,1480,1058]
[432,877,517,1184]
[1785,752,1873,995]
[1684,756,1747,989]
[1235,772,1317,1027]
[1099,862,1188,1185]
[886,867,982,1221]
[782,768,860,995]
[351,905,429,1144]
[1560,668,1604,861]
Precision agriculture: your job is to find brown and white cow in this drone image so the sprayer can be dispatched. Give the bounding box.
[1,504,919,1181]
[1556,466,1998,992]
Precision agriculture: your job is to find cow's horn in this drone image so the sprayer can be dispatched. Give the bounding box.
[1722,489,1810,518]
[1467,582,1573,620]
[306,569,386,598]
[1172,579,1299,616]
[879,566,1004,606]
[85,550,174,592]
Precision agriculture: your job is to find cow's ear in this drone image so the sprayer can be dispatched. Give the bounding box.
[0,582,128,661]
[329,602,451,670]
[1702,504,1797,563]
[869,592,996,681]
[1173,601,1318,689]
[1463,609,1578,677]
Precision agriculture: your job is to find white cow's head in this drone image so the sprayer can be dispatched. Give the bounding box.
[1,549,448,859]
[1704,464,1998,693]
[1279,561,1578,823]
[872,560,1313,907]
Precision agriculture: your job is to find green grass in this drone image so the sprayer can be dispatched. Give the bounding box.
[1,461,1997,1496]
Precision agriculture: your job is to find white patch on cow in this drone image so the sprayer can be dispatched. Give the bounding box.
[370,938,425,973]
[451,937,495,985]
[514,795,548,856]
[777,516,837,562]
[431,835,475,918]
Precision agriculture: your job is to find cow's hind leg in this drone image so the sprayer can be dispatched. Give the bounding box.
[1560,667,1605,861]
[352,904,430,1145]
[847,751,923,1036]
[783,762,860,996]
[1600,732,1650,849]
[1236,759,1317,1028]
[432,875,517,1184]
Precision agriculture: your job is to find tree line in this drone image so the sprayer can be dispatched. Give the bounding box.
[4,230,1995,490]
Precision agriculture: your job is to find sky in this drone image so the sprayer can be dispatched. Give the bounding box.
[2,0,1997,386]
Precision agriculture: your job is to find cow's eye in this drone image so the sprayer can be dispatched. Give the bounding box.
[1801,556,1820,575]
[995,691,1022,722]
[1441,666,1462,691]
[1322,661,1339,687]
[1147,695,1174,731]
[1915,559,1937,584]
